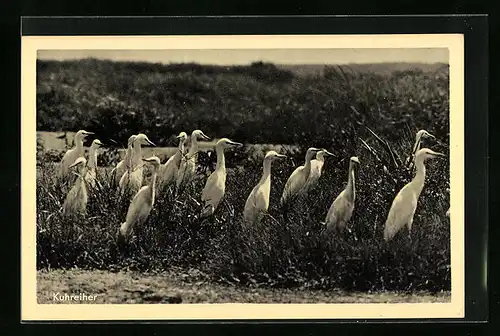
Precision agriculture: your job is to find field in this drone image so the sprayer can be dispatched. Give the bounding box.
[36,59,451,304]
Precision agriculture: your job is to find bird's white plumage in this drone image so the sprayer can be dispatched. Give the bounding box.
[158,132,188,191]
[303,149,334,193]
[119,133,155,196]
[62,157,88,217]
[118,156,161,243]
[59,130,93,181]
[384,148,445,241]
[280,147,321,205]
[324,156,360,234]
[112,135,137,185]
[176,130,210,190]
[200,138,243,217]
[84,139,103,189]
[243,150,286,224]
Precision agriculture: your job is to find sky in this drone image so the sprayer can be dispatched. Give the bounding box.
[37,48,448,65]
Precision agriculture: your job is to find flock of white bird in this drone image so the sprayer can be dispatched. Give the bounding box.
[54,128,448,247]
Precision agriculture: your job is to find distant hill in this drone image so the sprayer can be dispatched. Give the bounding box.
[278,62,449,77]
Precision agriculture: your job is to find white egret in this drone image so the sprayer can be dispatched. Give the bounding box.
[59,130,94,180]
[158,132,188,191]
[384,148,446,242]
[84,139,104,189]
[176,129,210,191]
[62,157,88,217]
[280,147,322,205]
[200,138,243,218]
[111,135,137,185]
[117,156,161,244]
[323,156,360,235]
[243,151,287,225]
[406,129,435,169]
[119,133,155,196]
[303,149,335,194]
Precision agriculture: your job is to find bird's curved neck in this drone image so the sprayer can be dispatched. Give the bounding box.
[188,137,199,156]
[411,157,427,196]
[74,136,84,150]
[215,146,226,172]
[259,159,272,185]
[149,167,158,203]
[303,153,315,174]
[345,162,356,201]
[87,146,98,170]
[413,133,423,155]
[131,142,143,166]
[178,139,186,153]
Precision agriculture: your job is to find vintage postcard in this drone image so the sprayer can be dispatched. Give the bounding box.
[22,34,464,320]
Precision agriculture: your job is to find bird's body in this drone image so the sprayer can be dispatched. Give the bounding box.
[112,135,137,186]
[158,132,188,191]
[62,157,88,217]
[303,149,334,194]
[176,130,210,191]
[324,156,360,234]
[118,156,161,244]
[84,139,103,189]
[384,148,446,242]
[119,134,155,196]
[243,151,287,225]
[200,138,243,218]
[280,147,322,205]
[59,130,94,181]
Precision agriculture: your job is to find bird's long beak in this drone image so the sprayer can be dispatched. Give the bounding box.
[146,139,156,147]
[201,132,210,141]
[277,154,287,158]
[323,150,335,156]
[69,161,81,169]
[432,152,446,158]
[228,141,244,147]
[83,131,94,136]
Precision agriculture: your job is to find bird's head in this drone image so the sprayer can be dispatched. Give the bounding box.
[216,138,244,149]
[412,129,436,156]
[264,150,287,162]
[127,135,137,147]
[91,139,104,148]
[417,129,436,140]
[191,130,210,141]
[349,156,361,171]
[134,133,155,147]
[350,156,360,165]
[415,148,446,162]
[176,132,188,143]
[75,130,94,141]
[305,147,322,160]
[317,149,335,160]
[143,156,161,169]
[69,156,87,169]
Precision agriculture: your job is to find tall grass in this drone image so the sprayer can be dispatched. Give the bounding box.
[36,60,450,293]
[36,129,450,293]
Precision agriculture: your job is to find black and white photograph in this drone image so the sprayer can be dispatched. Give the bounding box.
[22,34,464,320]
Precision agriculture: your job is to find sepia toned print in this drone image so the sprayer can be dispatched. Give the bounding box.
[22,34,464,320]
